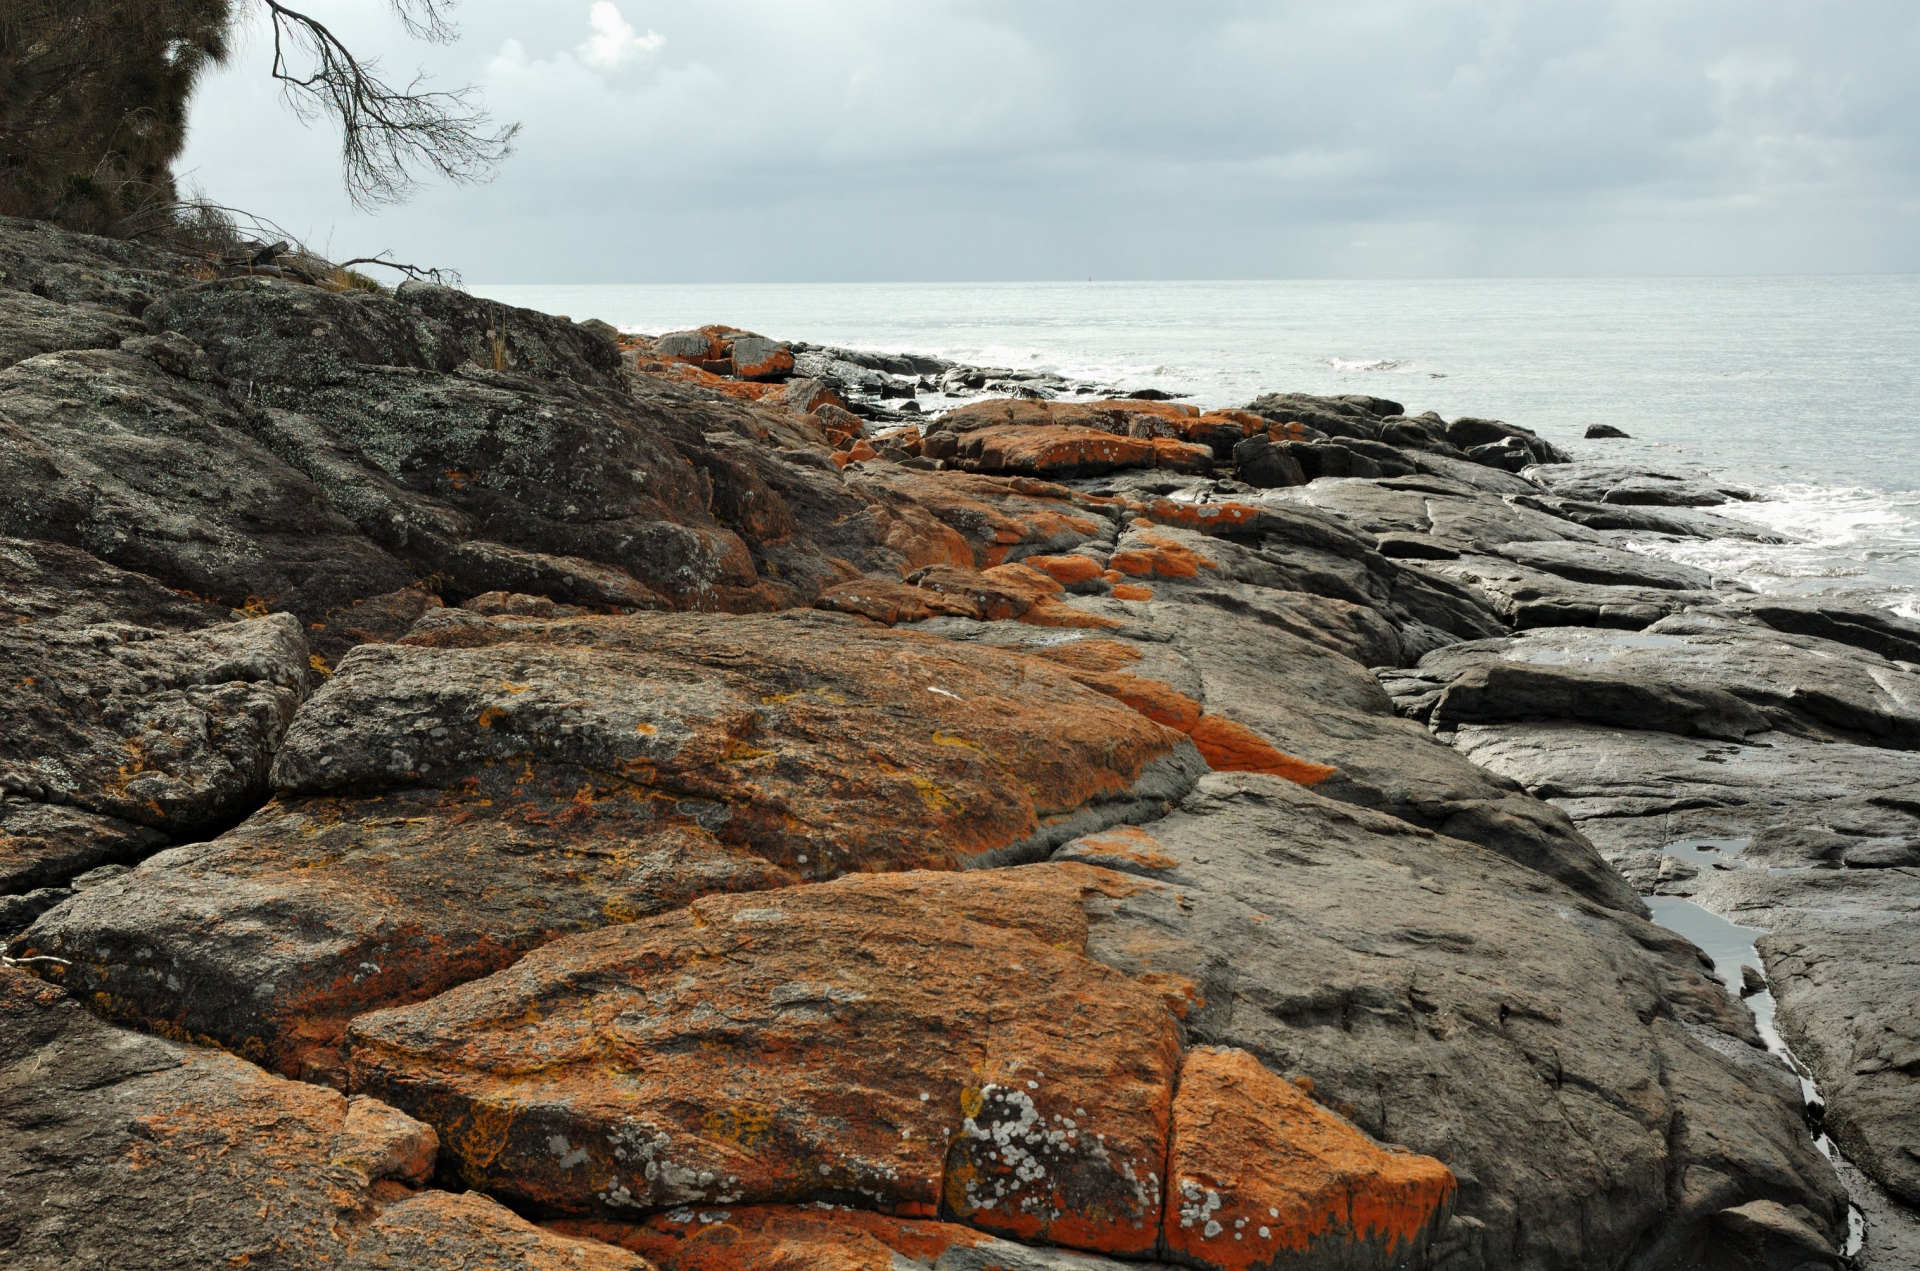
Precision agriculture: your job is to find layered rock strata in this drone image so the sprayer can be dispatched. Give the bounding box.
[0,215,1908,1269]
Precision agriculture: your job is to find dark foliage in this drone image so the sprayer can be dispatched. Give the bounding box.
[0,0,232,234]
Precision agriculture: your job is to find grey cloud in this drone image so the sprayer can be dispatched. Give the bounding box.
[176,0,1920,281]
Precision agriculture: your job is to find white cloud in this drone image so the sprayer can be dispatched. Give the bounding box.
[576,3,662,71]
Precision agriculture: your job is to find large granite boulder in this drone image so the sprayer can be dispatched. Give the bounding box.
[18,609,1201,1084]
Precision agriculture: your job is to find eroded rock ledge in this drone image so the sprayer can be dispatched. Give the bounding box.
[1,215,1910,1269]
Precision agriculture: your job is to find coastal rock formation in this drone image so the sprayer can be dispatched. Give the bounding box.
[1,214,1911,1269]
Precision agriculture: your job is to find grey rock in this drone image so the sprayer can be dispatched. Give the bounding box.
[1418,553,1721,630]
[1586,424,1632,439]
[1429,661,1772,741]
[1528,461,1760,508]
[1231,432,1308,488]
[1706,1199,1840,1270]
[1743,598,1920,665]
[1416,618,1920,749]
[1511,492,1789,542]
[1492,538,1718,591]
[1069,773,1845,1271]
[0,288,142,370]
[936,1241,1174,1270]
[1057,597,1642,911]
[0,537,309,844]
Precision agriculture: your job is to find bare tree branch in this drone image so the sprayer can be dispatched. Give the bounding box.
[337,252,461,286]
[262,0,517,208]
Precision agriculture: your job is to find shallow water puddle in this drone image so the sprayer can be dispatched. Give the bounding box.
[1661,835,1815,877]
[1645,884,1868,1256]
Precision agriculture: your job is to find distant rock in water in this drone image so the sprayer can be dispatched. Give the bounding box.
[1586,423,1632,438]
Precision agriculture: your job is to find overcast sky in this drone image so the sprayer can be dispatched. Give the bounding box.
[175,1,1920,283]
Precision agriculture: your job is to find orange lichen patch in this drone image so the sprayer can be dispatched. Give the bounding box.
[852,468,1112,568]
[349,864,1181,1256]
[1019,598,1123,629]
[1020,553,1106,586]
[1054,824,1181,874]
[1164,1048,1455,1271]
[1070,671,1202,733]
[645,360,780,402]
[550,1207,992,1271]
[1026,638,1144,673]
[1187,716,1337,786]
[1110,526,1219,580]
[980,561,1065,597]
[812,577,984,625]
[841,438,878,462]
[1150,437,1218,470]
[956,425,1168,477]
[1111,583,1155,601]
[1135,498,1266,535]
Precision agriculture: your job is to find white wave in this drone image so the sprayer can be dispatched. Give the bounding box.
[1627,482,1920,612]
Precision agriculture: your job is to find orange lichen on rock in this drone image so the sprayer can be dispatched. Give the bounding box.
[852,468,1112,568]
[1069,671,1203,732]
[1021,553,1107,586]
[1032,650,1336,787]
[1187,716,1338,786]
[956,425,1168,477]
[812,577,985,625]
[28,613,1195,1082]
[1109,526,1218,580]
[1164,1048,1455,1271]
[551,1206,991,1271]
[1111,583,1156,601]
[1026,638,1144,673]
[1053,824,1181,874]
[348,864,1181,1257]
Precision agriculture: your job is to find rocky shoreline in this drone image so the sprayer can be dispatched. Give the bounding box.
[1,214,1915,1270]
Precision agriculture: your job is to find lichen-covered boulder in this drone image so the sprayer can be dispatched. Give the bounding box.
[350,865,1182,1256]
[18,610,1201,1082]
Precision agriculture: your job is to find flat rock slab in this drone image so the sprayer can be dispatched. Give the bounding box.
[1420,553,1722,630]
[1525,461,1759,508]
[349,865,1182,1255]
[1492,538,1718,591]
[1416,615,1920,747]
[0,966,641,1270]
[1064,773,1848,1270]
[20,610,1200,1083]
[1444,717,1920,1219]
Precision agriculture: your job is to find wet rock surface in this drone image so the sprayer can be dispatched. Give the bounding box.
[1,216,1910,1268]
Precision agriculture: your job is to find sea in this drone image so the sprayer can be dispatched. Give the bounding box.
[471,277,1920,619]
